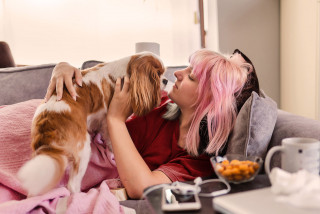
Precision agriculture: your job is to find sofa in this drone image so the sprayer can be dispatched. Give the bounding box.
[1,61,320,213]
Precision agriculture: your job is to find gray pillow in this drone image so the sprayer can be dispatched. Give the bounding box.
[226,91,278,159]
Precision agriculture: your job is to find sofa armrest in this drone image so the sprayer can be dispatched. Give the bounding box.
[268,109,320,169]
[0,64,56,105]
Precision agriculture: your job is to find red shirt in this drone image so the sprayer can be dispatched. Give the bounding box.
[126,94,214,182]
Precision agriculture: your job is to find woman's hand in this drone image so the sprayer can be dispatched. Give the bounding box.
[107,76,133,123]
[44,62,82,102]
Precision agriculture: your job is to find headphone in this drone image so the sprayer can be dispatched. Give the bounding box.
[170,177,231,197]
[142,177,231,199]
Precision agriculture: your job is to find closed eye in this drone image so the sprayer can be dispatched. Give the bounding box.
[188,74,195,81]
[187,66,195,81]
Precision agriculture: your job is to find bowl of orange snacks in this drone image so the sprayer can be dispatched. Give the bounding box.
[211,154,263,184]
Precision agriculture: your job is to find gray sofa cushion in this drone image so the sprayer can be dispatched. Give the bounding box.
[0,64,56,105]
[81,60,103,70]
[81,60,186,84]
[226,91,278,159]
[268,110,320,169]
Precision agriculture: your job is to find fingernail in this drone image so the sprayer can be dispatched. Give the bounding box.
[44,97,48,103]
[77,80,82,87]
[57,95,62,101]
[73,95,77,101]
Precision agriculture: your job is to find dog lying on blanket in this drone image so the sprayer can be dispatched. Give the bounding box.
[17,52,166,196]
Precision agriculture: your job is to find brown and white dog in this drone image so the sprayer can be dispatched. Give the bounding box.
[17,52,165,196]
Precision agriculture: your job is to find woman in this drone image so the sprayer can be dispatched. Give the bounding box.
[44,49,259,199]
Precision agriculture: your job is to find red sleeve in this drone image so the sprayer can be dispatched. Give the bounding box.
[156,154,213,182]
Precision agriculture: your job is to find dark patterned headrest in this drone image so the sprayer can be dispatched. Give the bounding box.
[233,49,260,112]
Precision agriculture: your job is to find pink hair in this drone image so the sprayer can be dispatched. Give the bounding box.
[186,49,252,156]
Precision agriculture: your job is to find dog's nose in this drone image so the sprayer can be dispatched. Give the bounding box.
[162,78,168,85]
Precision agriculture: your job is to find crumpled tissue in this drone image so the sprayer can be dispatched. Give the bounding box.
[269,167,320,209]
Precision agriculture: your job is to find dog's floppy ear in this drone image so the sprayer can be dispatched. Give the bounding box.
[129,56,163,116]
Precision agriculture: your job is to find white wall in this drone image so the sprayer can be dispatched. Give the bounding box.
[0,0,201,67]
[0,1,4,40]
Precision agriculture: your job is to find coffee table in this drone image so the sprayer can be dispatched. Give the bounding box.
[144,174,271,213]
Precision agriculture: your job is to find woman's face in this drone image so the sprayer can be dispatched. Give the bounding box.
[168,66,199,110]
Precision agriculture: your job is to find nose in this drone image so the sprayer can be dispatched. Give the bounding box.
[174,69,183,80]
[162,78,168,85]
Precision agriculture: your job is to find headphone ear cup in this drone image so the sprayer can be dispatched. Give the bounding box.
[171,182,201,195]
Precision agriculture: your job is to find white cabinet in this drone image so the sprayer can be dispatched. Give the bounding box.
[281,0,320,119]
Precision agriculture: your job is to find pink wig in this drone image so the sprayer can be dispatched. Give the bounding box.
[186,49,252,156]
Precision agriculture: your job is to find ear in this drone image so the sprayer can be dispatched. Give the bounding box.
[129,59,162,116]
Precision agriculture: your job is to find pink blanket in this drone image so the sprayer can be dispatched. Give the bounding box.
[0,100,125,213]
